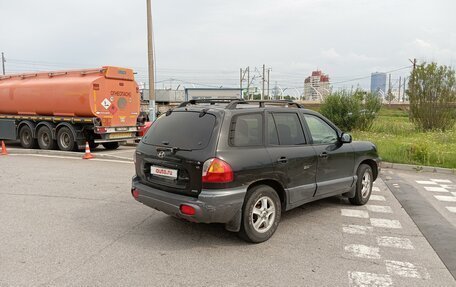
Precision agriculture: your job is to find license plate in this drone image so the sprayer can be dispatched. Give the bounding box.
[150,166,178,179]
[109,132,133,139]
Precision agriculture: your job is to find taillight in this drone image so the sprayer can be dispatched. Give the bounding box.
[97,127,107,133]
[180,204,196,215]
[202,158,234,183]
[131,188,139,199]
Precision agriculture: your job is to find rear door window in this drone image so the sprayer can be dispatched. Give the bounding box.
[271,113,306,145]
[267,113,279,145]
[142,111,216,150]
[230,113,263,146]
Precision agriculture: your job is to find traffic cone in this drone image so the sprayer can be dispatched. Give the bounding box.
[1,141,8,156]
[82,141,94,159]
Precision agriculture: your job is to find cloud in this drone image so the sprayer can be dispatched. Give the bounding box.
[414,38,433,49]
[321,48,340,59]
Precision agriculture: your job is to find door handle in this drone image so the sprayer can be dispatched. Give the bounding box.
[277,156,288,164]
[319,152,329,159]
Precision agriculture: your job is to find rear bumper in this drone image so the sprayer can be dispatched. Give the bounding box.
[131,176,246,224]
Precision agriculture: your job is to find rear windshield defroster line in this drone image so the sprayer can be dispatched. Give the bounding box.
[142,111,216,150]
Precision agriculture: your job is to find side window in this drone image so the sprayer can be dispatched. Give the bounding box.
[267,113,279,145]
[231,113,263,146]
[304,114,338,144]
[272,113,306,145]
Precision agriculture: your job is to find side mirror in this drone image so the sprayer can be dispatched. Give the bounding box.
[340,132,352,143]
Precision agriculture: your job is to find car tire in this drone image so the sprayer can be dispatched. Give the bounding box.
[19,125,37,149]
[349,164,373,205]
[37,126,56,150]
[102,142,120,150]
[238,185,281,243]
[57,126,76,151]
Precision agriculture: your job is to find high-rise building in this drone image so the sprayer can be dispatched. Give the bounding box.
[370,72,387,96]
[304,70,330,101]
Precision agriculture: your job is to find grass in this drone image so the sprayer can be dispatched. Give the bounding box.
[352,107,456,169]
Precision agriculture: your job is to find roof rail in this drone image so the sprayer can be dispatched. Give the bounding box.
[177,98,241,108]
[177,98,304,109]
[233,100,304,109]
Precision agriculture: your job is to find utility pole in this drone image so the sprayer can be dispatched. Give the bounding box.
[261,64,265,100]
[398,76,402,102]
[403,77,406,102]
[1,52,5,75]
[247,67,250,100]
[240,68,243,91]
[240,67,250,99]
[409,58,417,71]
[146,0,156,121]
[408,58,417,92]
[267,68,270,99]
[388,74,392,92]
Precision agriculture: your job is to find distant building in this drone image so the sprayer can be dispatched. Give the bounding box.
[304,70,331,101]
[370,72,387,96]
[141,89,185,103]
[184,88,242,101]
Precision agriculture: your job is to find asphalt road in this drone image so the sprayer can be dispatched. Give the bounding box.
[0,153,455,286]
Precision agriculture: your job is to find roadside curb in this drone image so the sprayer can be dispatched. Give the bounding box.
[381,161,456,175]
[6,148,134,162]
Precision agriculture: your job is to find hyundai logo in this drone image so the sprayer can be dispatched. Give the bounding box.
[157,151,166,158]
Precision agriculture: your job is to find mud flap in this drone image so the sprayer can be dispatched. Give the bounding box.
[224,208,242,232]
[342,175,358,198]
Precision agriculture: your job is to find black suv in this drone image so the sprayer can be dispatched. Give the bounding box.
[131,99,380,242]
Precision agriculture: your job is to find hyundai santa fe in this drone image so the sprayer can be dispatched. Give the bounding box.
[131,99,380,243]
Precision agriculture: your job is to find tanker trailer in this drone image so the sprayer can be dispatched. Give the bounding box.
[0,66,141,151]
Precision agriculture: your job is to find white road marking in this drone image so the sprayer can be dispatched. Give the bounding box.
[369,195,386,201]
[372,186,380,192]
[377,236,414,250]
[344,244,381,259]
[441,185,456,189]
[452,192,456,197]
[370,218,402,229]
[366,205,393,214]
[348,271,393,287]
[385,260,429,279]
[341,209,369,218]
[423,186,449,192]
[342,224,373,235]
[416,180,438,185]
[446,207,456,213]
[430,179,452,183]
[434,195,456,202]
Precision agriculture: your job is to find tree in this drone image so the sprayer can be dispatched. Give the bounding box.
[408,62,456,131]
[320,89,382,131]
[385,89,395,106]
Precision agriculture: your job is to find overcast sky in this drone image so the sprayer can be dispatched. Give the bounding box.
[1,0,455,92]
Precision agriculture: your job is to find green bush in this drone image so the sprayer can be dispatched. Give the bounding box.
[408,62,456,131]
[320,90,382,131]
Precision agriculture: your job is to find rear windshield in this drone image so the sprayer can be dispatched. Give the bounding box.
[142,111,216,150]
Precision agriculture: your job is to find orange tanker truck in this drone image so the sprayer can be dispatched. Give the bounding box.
[0,66,142,151]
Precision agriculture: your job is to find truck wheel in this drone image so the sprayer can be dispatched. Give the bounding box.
[57,127,76,151]
[37,126,56,150]
[238,185,281,243]
[19,125,37,149]
[102,142,120,150]
[89,141,99,150]
[349,164,373,205]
